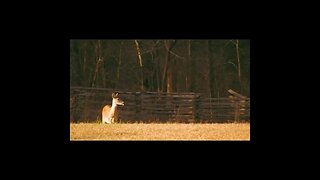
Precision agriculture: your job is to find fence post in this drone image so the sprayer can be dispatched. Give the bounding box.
[135,92,141,121]
[234,101,240,122]
[70,96,74,122]
[193,94,200,122]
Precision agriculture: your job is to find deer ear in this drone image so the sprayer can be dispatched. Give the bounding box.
[112,92,119,98]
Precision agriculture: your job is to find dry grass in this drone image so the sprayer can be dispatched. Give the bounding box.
[70,123,250,141]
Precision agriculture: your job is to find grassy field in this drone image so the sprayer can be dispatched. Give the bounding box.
[70,123,250,141]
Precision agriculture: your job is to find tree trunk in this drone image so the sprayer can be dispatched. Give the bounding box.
[235,39,242,93]
[208,40,215,97]
[117,41,123,88]
[167,55,173,93]
[134,40,144,91]
[92,40,102,87]
[186,40,190,91]
[187,40,196,92]
[161,41,169,92]
[162,40,177,93]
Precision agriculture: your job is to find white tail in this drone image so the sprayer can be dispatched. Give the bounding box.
[102,92,124,124]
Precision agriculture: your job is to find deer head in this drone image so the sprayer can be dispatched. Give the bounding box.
[112,92,124,106]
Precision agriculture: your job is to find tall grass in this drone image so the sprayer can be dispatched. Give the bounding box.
[70,123,250,141]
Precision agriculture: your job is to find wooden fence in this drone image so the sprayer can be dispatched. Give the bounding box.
[70,87,250,123]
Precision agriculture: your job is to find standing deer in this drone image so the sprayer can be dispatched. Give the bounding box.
[102,92,124,124]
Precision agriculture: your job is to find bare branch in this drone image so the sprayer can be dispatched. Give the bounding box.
[164,41,185,59]
[225,61,238,69]
[230,39,237,45]
[139,40,162,55]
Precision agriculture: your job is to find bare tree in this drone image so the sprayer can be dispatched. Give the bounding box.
[117,41,123,84]
[70,40,250,96]
[151,40,161,92]
[162,40,177,93]
[235,39,242,93]
[91,40,104,87]
[134,40,144,91]
[230,39,242,93]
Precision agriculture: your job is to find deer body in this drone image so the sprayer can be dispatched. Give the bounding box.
[102,92,124,124]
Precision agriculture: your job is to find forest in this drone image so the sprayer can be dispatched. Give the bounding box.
[70,40,250,98]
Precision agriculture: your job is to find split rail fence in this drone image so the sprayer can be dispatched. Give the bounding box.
[70,87,250,123]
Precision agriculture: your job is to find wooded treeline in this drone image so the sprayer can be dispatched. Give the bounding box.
[70,40,250,97]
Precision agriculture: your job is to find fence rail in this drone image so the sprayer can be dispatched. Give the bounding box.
[70,87,250,123]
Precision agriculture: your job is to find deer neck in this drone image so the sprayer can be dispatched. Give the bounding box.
[110,100,118,114]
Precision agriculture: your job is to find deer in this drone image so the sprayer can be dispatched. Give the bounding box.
[102,92,124,124]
